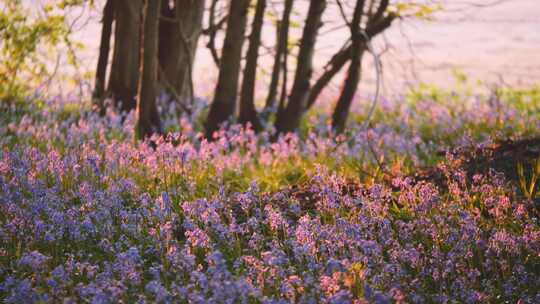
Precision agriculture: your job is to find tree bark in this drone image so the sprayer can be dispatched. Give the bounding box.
[93,0,114,113]
[275,0,327,135]
[265,0,293,110]
[158,0,205,103]
[204,0,225,67]
[136,0,162,140]
[331,0,395,133]
[205,0,250,138]
[238,0,266,131]
[108,0,143,113]
[306,43,351,110]
[331,52,364,133]
[331,0,366,133]
[306,8,396,110]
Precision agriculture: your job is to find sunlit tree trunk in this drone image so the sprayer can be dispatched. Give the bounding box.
[306,44,351,110]
[136,0,162,140]
[331,0,366,133]
[239,0,266,131]
[331,0,395,133]
[275,0,327,135]
[307,0,395,111]
[265,0,293,110]
[205,0,250,138]
[108,0,143,113]
[93,0,114,113]
[158,0,205,103]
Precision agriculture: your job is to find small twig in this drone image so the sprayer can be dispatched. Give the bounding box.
[336,0,351,27]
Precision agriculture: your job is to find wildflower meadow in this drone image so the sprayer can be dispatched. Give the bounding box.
[1,86,540,303]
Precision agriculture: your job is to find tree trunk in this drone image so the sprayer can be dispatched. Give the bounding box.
[265,0,293,110]
[306,44,351,110]
[306,2,396,111]
[93,0,114,113]
[331,0,395,133]
[136,0,162,140]
[331,0,366,134]
[275,0,326,135]
[108,0,143,113]
[205,0,250,138]
[238,0,266,131]
[331,51,364,133]
[205,0,226,67]
[158,0,205,102]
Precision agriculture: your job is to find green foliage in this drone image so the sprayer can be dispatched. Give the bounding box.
[517,155,540,201]
[390,1,442,19]
[0,0,73,102]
